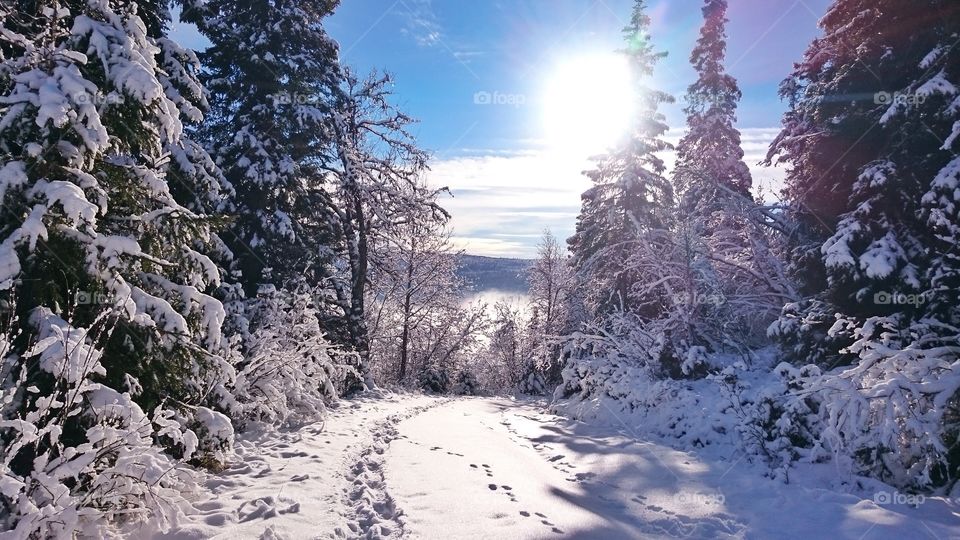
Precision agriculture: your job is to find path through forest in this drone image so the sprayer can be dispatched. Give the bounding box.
[153,396,960,540]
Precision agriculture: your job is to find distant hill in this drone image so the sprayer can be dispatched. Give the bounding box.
[457,255,533,293]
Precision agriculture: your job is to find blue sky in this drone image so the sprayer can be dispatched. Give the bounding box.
[172,0,833,257]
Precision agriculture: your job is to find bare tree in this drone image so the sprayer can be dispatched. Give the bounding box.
[366,207,486,387]
[323,69,446,388]
[527,230,574,385]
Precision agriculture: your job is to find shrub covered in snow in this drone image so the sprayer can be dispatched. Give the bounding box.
[789,316,960,491]
[714,362,824,481]
[228,286,358,428]
[452,370,481,396]
[0,310,208,538]
[418,364,451,394]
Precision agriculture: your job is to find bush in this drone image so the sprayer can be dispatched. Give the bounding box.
[229,287,358,428]
[0,310,200,538]
[715,362,823,482]
[418,364,451,394]
[452,370,481,395]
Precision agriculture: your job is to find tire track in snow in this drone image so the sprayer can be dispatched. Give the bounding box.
[333,398,450,539]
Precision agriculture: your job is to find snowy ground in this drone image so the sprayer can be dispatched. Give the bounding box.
[149,395,960,540]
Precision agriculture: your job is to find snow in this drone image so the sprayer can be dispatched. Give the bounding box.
[147,394,439,540]
[144,395,960,539]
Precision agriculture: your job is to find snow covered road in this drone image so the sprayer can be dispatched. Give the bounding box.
[154,395,960,540]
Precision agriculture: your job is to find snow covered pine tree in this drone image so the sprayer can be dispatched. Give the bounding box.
[567,0,674,320]
[189,0,366,400]
[191,0,343,298]
[767,0,960,492]
[0,1,235,536]
[665,0,791,372]
[560,0,679,397]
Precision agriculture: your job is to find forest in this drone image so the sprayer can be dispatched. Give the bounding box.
[1,0,959,538]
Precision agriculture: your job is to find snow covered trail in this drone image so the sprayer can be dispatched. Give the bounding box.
[386,397,960,540]
[149,394,444,540]
[151,395,960,540]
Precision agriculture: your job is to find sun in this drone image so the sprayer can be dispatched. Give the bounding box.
[541,52,635,154]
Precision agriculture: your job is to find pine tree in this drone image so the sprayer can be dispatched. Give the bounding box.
[0,1,234,533]
[568,0,674,318]
[766,0,906,296]
[0,0,232,408]
[191,0,343,297]
[662,0,788,369]
[673,0,751,216]
[769,0,960,490]
[769,0,960,361]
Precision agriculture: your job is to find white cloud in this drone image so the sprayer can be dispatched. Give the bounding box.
[428,151,591,258]
[400,0,442,47]
[427,127,785,258]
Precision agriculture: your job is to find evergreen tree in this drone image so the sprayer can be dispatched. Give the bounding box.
[769,0,960,490]
[673,0,751,216]
[768,0,960,362]
[568,0,674,318]
[0,0,231,410]
[766,0,906,296]
[663,0,783,369]
[0,1,235,533]
[191,0,343,297]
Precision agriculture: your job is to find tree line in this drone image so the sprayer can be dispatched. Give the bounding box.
[556,0,960,494]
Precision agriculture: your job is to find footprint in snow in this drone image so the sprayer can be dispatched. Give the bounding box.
[548,455,565,462]
[237,497,279,522]
[488,484,498,490]
[204,513,228,526]
[290,474,309,482]
[194,500,225,511]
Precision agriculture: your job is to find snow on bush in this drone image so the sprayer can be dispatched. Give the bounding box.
[229,287,358,428]
[452,369,481,396]
[418,364,451,394]
[713,361,824,482]
[0,309,203,538]
[789,316,960,491]
[552,313,741,449]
